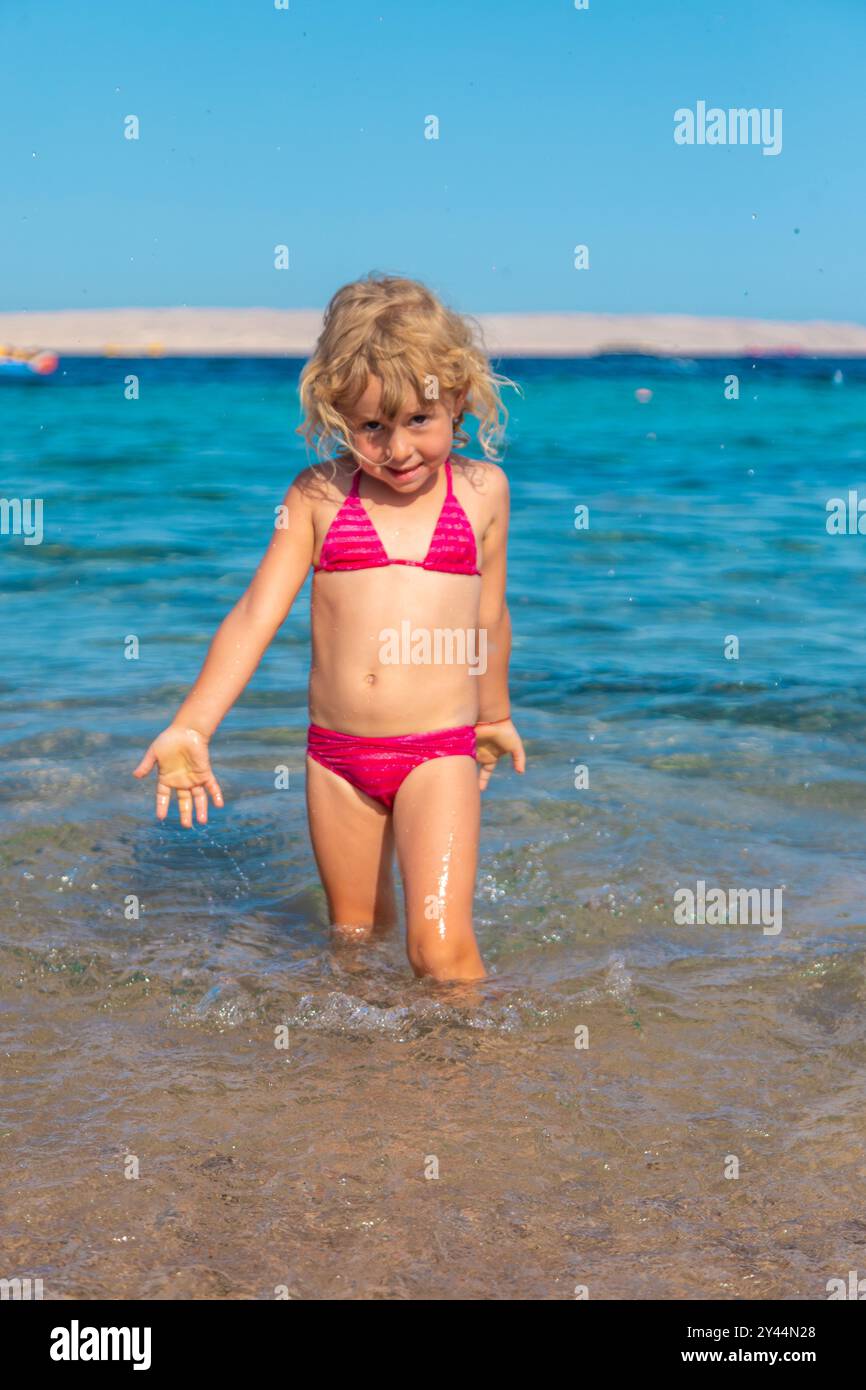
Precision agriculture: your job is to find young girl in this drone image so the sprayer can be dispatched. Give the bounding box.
[133,274,525,982]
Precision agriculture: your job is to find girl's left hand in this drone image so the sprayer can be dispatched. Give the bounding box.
[474,719,526,791]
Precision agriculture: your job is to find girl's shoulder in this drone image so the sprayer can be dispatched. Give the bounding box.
[289,458,357,512]
[450,454,510,500]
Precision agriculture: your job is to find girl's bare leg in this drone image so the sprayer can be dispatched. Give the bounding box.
[305,757,398,940]
[392,756,484,982]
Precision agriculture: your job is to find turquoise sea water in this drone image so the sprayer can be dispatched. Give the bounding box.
[4,356,866,925]
[3,355,866,1298]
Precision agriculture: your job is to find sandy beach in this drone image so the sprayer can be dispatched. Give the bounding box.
[3,307,866,357]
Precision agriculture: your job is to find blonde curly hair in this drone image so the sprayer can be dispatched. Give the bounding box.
[297,272,521,470]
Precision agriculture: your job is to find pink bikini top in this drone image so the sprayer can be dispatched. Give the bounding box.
[314,458,480,576]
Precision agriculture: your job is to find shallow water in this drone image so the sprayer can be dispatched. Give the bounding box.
[2,356,866,1298]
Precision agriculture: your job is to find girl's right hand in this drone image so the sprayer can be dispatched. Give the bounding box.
[132,724,224,828]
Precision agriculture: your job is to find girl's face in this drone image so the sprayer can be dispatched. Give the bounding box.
[344,376,465,493]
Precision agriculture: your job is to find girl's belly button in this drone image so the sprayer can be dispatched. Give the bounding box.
[363,672,376,685]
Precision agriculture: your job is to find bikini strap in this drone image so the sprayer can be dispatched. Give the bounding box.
[349,468,362,497]
[445,457,453,496]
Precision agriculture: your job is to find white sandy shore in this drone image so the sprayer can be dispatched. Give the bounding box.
[2,307,866,357]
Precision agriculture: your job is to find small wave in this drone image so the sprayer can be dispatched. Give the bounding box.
[281,989,526,1039]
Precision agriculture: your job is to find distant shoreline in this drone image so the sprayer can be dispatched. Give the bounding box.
[2,307,866,358]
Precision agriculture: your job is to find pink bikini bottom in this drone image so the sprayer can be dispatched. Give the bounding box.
[306,722,477,811]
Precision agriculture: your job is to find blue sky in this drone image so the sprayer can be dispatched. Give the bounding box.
[2,0,863,320]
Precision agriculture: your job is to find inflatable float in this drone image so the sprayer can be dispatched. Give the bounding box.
[0,348,59,379]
